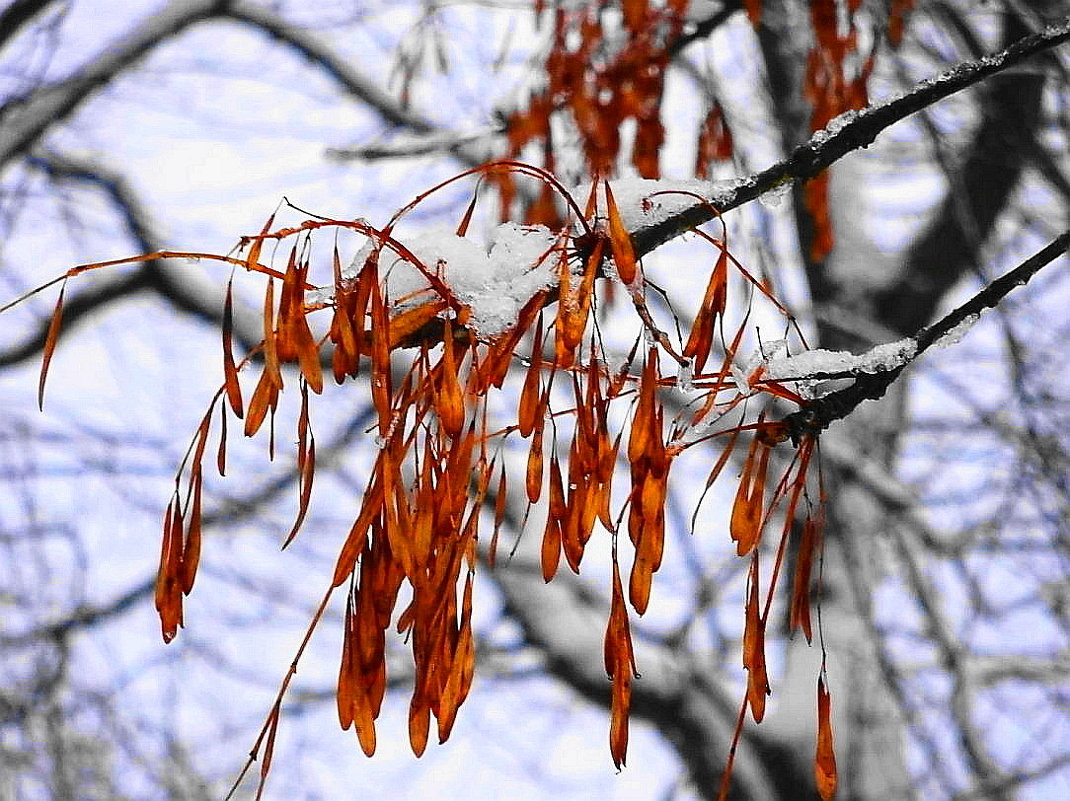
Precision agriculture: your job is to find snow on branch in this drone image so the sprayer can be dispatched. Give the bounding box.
[778,231,1070,444]
[628,19,1070,260]
[762,339,918,383]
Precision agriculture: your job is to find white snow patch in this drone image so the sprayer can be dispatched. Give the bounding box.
[758,180,791,209]
[733,339,790,392]
[579,177,743,232]
[932,313,978,349]
[809,108,861,146]
[372,223,562,338]
[685,0,724,23]
[676,358,695,392]
[763,338,917,381]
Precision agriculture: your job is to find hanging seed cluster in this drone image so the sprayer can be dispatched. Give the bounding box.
[26,160,843,798]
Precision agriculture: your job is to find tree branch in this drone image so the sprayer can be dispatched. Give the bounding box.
[221,3,436,135]
[0,0,223,169]
[0,268,149,369]
[867,10,1050,337]
[0,1,493,172]
[630,19,1070,260]
[0,579,154,648]
[0,0,62,52]
[667,2,741,57]
[491,554,812,800]
[0,152,263,369]
[781,231,1070,442]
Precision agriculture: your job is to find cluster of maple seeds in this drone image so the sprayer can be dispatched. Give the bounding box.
[501,0,688,223]
[504,0,915,259]
[25,161,838,798]
[800,0,916,260]
[8,5,919,798]
[322,177,688,767]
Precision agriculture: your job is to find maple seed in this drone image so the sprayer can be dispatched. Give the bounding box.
[605,182,638,285]
[222,278,244,418]
[816,676,838,800]
[730,435,772,556]
[38,279,68,411]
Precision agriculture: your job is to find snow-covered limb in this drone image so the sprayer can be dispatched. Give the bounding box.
[627,19,1070,260]
[758,311,983,386]
[778,231,1070,444]
[762,340,917,383]
[352,222,563,338]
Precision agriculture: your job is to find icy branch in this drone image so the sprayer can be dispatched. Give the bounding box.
[763,339,918,383]
[780,231,1070,443]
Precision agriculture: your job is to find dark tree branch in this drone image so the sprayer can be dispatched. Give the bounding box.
[0,152,263,368]
[225,5,504,169]
[357,19,1070,361]
[0,579,154,648]
[0,404,373,649]
[0,1,490,172]
[221,3,436,135]
[869,11,1050,336]
[667,2,741,58]
[0,268,149,369]
[0,0,62,52]
[27,153,158,254]
[0,0,224,169]
[782,231,1070,443]
[492,555,816,801]
[631,18,1070,260]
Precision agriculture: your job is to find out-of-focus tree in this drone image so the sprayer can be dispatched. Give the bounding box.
[1,2,1068,800]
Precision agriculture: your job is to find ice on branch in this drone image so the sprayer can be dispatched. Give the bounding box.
[932,312,978,349]
[763,338,918,382]
[581,177,743,232]
[808,109,862,146]
[734,339,792,393]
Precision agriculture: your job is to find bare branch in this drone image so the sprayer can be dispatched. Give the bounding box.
[221,3,436,135]
[667,3,741,57]
[0,0,62,52]
[0,0,222,169]
[0,1,494,172]
[0,267,149,369]
[0,152,263,368]
[0,579,154,648]
[491,554,809,801]
[869,10,1051,337]
[325,128,501,163]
